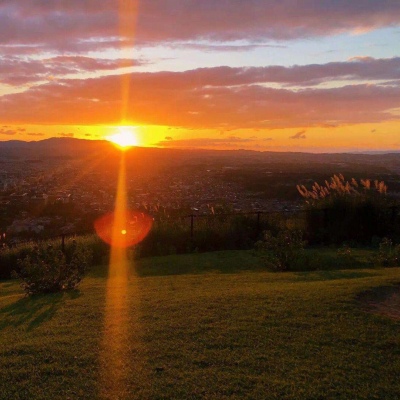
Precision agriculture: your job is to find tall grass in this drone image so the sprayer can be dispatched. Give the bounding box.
[298,174,398,245]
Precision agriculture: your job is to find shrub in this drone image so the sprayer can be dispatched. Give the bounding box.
[255,229,305,271]
[337,244,352,257]
[336,244,355,267]
[14,243,92,295]
[374,237,400,267]
[0,242,38,279]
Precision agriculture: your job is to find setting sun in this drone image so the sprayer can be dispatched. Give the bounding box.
[106,127,139,149]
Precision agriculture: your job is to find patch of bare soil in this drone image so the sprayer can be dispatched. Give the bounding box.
[357,284,400,321]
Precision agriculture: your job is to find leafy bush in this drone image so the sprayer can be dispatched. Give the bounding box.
[255,229,305,271]
[0,242,38,280]
[13,243,92,295]
[0,235,110,280]
[374,237,400,267]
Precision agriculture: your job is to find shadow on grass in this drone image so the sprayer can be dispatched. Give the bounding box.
[88,248,380,279]
[356,283,400,303]
[356,283,400,321]
[0,290,81,331]
[87,250,265,278]
[295,270,378,282]
[134,251,265,277]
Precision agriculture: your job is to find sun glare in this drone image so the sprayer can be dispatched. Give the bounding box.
[106,126,139,149]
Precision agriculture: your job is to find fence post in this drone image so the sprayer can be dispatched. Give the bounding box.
[256,211,261,234]
[61,234,65,253]
[390,205,397,235]
[190,214,194,238]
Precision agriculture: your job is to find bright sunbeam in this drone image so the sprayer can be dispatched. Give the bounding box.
[99,152,131,397]
[119,0,139,121]
[99,2,143,396]
[106,126,140,149]
[99,152,152,398]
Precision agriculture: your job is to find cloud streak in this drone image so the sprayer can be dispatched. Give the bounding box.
[1,59,400,129]
[0,128,17,135]
[155,136,271,148]
[3,56,399,88]
[0,1,399,55]
[290,130,307,139]
[0,56,144,85]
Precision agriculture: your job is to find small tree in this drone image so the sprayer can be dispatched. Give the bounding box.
[14,243,92,295]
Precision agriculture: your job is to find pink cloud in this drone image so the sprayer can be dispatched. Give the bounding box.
[6,56,399,89]
[0,56,144,85]
[0,1,399,53]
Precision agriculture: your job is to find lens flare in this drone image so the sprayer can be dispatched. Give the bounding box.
[94,210,153,248]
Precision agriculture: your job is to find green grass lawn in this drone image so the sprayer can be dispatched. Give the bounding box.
[0,250,399,399]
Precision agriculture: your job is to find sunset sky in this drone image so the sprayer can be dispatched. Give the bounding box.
[1,1,400,152]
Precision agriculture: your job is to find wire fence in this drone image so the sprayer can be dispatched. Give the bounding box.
[1,204,400,279]
[2,204,400,250]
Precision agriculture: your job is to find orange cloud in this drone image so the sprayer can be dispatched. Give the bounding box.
[1,64,400,130]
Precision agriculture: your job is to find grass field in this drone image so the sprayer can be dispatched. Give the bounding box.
[0,250,399,399]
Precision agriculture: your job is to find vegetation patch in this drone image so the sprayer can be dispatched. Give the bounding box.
[13,242,92,295]
[298,174,398,245]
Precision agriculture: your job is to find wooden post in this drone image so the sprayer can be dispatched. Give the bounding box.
[256,211,261,233]
[390,205,397,235]
[190,214,194,238]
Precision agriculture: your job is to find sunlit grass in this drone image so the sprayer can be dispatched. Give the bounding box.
[0,251,399,399]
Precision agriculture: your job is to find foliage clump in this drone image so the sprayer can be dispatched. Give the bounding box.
[255,229,305,271]
[297,174,394,245]
[374,238,400,267]
[13,242,92,295]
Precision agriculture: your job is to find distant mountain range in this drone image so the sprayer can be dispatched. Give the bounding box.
[0,137,400,168]
[0,138,112,159]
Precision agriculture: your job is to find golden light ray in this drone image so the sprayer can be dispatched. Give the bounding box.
[100,153,131,397]
[118,0,139,121]
[99,3,146,396]
[98,150,152,398]
[55,151,111,193]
